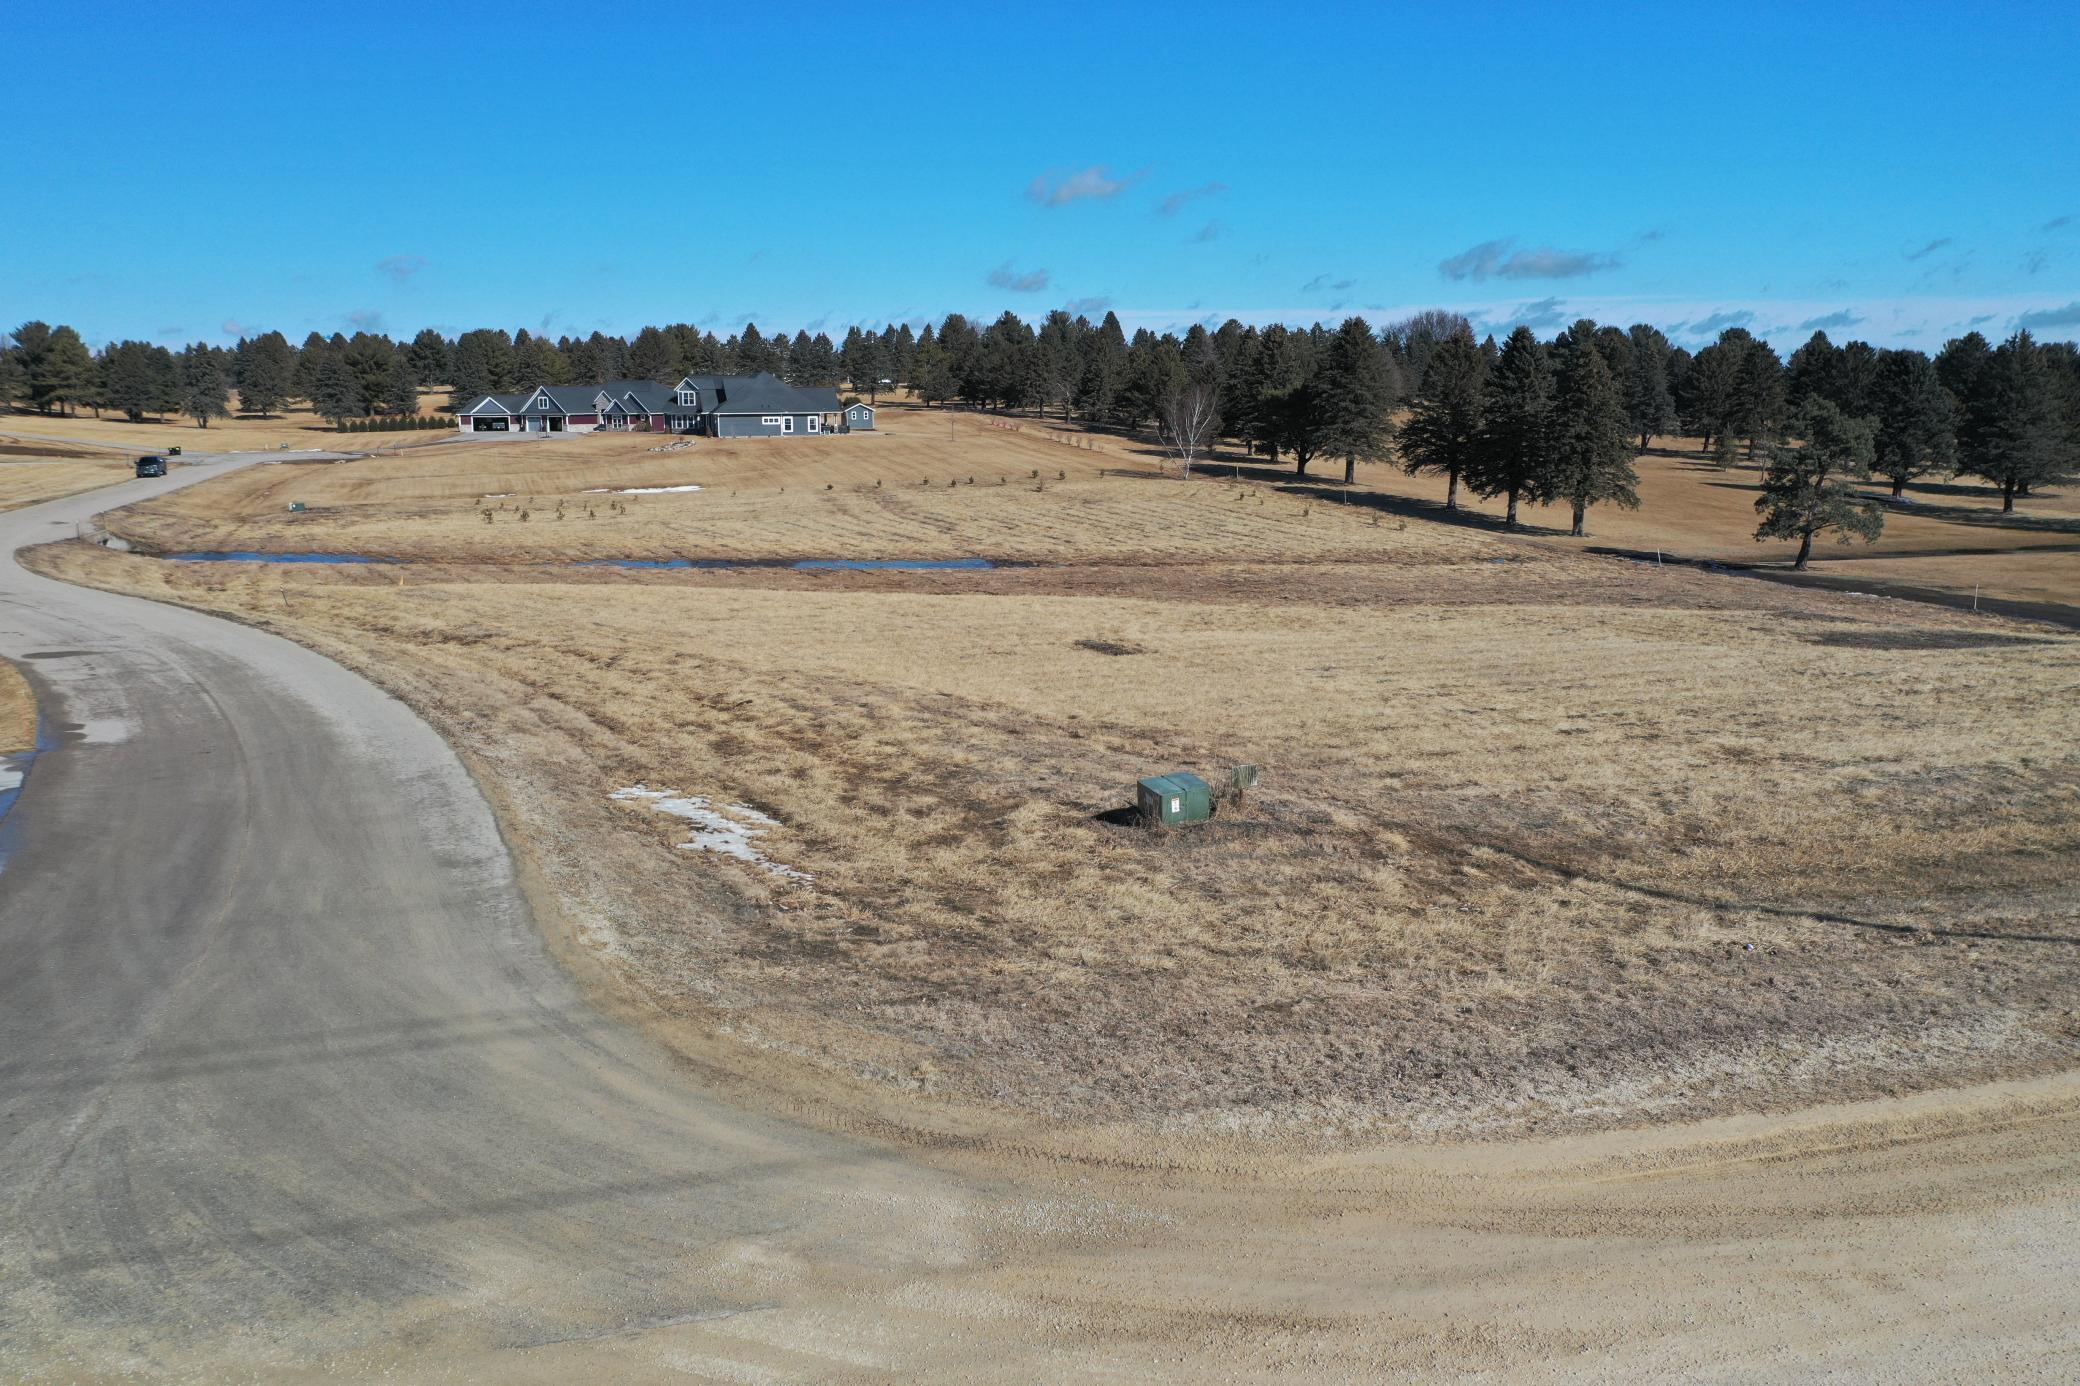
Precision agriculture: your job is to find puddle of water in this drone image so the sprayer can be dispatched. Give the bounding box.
[0,717,59,870]
[169,551,397,565]
[792,558,995,571]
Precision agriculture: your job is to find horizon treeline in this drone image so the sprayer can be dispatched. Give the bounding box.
[4,311,2075,514]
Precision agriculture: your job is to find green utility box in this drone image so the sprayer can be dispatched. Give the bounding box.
[1137,772,1212,827]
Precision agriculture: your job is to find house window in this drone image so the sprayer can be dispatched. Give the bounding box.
[678,389,696,406]
[761,415,782,425]
[806,416,820,434]
[780,416,794,434]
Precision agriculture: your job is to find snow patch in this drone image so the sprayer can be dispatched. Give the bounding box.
[583,484,703,495]
[610,785,809,880]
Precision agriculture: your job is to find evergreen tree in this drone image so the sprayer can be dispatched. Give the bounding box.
[1869,349,1954,496]
[513,332,567,386]
[564,336,601,383]
[1679,339,1738,453]
[1470,325,1555,530]
[14,322,96,414]
[1075,311,1127,421]
[343,333,398,410]
[1754,398,1882,569]
[102,341,172,421]
[1034,310,1083,419]
[1314,316,1395,484]
[1117,328,1184,430]
[1729,331,1786,458]
[1836,340,1880,417]
[842,328,882,399]
[310,351,366,426]
[179,342,229,427]
[448,334,494,409]
[907,337,957,405]
[1397,326,1486,509]
[976,312,1039,410]
[1624,324,1676,450]
[1548,322,1639,536]
[1960,331,2071,512]
[237,331,294,416]
[292,331,331,402]
[589,330,629,380]
[1786,331,1842,412]
[406,328,452,386]
[385,353,420,416]
[1935,331,1992,412]
[733,323,781,375]
[0,340,22,408]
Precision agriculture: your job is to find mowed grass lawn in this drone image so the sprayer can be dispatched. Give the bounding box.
[34,410,2080,1137]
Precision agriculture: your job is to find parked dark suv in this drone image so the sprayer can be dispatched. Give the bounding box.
[135,455,168,478]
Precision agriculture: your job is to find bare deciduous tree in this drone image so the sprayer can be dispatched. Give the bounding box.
[1157,378,1221,479]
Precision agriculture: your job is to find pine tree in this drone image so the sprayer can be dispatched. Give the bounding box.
[1754,398,1882,568]
[0,340,25,409]
[1729,333,1786,459]
[1075,312,1127,422]
[1786,331,1842,412]
[1624,323,1677,450]
[386,353,420,417]
[1470,325,1555,529]
[406,328,451,386]
[1315,316,1395,484]
[1680,340,1737,454]
[17,323,95,414]
[1960,331,2071,512]
[101,341,164,421]
[291,331,330,402]
[842,328,882,400]
[1397,327,1486,509]
[1548,323,1639,536]
[310,351,366,426]
[179,342,229,428]
[733,323,781,375]
[237,331,295,416]
[908,338,956,405]
[1869,349,1954,496]
[627,325,677,382]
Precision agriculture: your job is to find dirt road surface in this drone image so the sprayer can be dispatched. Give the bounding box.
[2,460,2076,1381]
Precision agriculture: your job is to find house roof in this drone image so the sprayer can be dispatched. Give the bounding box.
[477,374,839,418]
[697,372,842,415]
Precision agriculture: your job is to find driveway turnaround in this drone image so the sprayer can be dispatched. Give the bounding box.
[2,459,2077,1381]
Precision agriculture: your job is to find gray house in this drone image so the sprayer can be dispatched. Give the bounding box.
[842,402,876,431]
[458,372,841,438]
[680,372,842,437]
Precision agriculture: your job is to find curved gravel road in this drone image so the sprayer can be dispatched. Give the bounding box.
[0,459,996,1377]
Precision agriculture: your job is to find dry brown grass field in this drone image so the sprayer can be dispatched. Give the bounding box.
[0,435,132,510]
[1301,435,2080,609]
[31,404,2080,1139]
[0,388,451,453]
[0,657,34,753]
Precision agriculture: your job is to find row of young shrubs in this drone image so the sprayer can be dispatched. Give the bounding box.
[336,415,457,432]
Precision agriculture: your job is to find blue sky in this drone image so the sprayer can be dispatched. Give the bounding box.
[6,0,2077,351]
